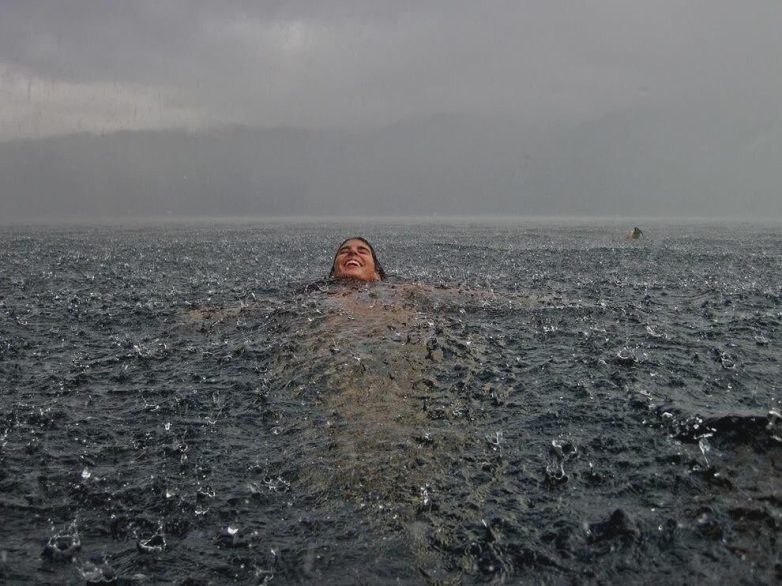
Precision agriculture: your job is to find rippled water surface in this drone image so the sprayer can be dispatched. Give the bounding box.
[1,221,780,584]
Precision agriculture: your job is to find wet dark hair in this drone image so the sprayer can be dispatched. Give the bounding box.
[329,237,386,280]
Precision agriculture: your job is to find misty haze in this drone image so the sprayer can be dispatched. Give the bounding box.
[1,1,780,221]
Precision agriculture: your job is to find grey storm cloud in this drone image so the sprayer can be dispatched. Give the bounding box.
[3,0,779,130]
[0,0,781,219]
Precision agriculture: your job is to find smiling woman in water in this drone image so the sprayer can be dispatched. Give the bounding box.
[329,237,386,282]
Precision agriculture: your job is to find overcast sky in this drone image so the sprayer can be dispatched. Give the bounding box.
[1,1,781,219]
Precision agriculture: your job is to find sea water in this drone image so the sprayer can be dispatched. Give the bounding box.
[0,220,779,584]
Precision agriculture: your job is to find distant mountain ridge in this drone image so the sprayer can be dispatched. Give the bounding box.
[1,108,779,221]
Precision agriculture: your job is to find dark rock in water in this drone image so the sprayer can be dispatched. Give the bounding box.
[704,412,780,448]
[695,512,724,540]
[545,458,568,484]
[615,348,636,365]
[425,336,445,362]
[216,526,248,548]
[587,509,640,543]
[137,531,166,553]
[660,407,781,448]
[41,532,81,562]
[79,560,117,584]
[179,578,209,586]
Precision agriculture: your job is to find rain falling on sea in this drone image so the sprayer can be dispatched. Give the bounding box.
[1,220,780,584]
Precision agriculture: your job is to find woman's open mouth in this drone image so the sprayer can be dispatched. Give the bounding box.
[345,259,361,268]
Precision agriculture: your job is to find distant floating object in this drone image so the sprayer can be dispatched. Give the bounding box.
[627,226,643,240]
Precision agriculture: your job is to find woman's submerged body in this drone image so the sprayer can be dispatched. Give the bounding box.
[180,237,585,579]
[274,278,473,578]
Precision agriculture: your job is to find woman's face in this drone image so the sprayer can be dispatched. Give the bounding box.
[332,238,380,281]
